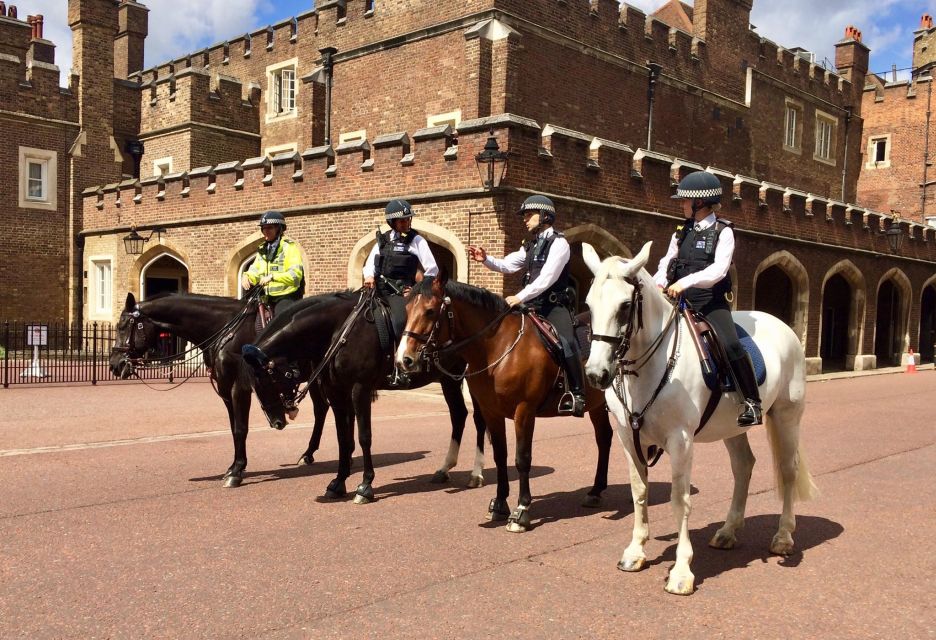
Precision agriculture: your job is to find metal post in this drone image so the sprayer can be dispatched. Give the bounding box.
[3,321,8,388]
[92,322,98,386]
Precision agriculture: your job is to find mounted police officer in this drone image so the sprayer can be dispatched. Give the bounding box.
[240,210,304,315]
[654,170,762,426]
[467,195,586,417]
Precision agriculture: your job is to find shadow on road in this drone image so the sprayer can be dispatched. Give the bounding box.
[375,464,557,501]
[651,514,844,587]
[530,481,696,529]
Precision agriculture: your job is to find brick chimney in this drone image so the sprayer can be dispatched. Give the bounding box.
[0,4,30,72]
[27,14,56,65]
[914,14,936,74]
[835,25,869,107]
[115,0,148,78]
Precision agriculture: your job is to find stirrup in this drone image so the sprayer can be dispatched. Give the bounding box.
[558,391,586,418]
[737,399,763,427]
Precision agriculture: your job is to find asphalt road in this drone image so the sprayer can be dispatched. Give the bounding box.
[0,372,933,639]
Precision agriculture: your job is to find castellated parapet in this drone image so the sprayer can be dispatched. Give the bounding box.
[82,115,934,261]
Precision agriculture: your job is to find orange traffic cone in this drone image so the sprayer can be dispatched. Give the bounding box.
[905,348,917,374]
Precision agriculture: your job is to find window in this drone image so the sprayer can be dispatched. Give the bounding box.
[153,157,173,177]
[783,100,802,152]
[18,146,58,210]
[266,59,299,123]
[88,257,113,318]
[814,110,837,164]
[867,135,891,169]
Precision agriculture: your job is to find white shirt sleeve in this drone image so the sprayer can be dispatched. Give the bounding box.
[482,246,527,274]
[674,225,735,290]
[412,235,439,277]
[515,234,571,303]
[362,241,380,278]
[652,231,680,288]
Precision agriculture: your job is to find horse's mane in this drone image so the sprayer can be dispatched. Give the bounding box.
[144,291,234,303]
[262,290,357,334]
[413,277,508,313]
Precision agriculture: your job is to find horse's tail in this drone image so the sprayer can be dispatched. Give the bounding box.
[765,418,820,502]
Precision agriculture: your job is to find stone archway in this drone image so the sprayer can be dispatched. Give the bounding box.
[919,274,936,364]
[563,223,630,312]
[348,218,467,289]
[129,243,191,299]
[753,250,809,345]
[820,260,868,371]
[874,268,911,367]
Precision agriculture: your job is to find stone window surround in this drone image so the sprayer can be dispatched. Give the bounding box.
[87,255,113,320]
[153,156,174,177]
[18,146,57,211]
[783,98,803,155]
[865,134,892,169]
[427,110,462,129]
[265,58,299,124]
[813,108,837,166]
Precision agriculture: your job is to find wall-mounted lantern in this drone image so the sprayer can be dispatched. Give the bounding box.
[123,226,166,256]
[475,127,508,190]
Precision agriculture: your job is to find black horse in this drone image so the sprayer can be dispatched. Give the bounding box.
[241,290,488,503]
[109,291,331,487]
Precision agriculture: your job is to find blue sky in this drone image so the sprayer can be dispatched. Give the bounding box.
[24,0,936,83]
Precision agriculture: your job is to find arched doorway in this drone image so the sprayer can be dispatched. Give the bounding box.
[140,253,190,358]
[563,223,631,312]
[754,266,793,326]
[875,280,902,366]
[920,284,936,364]
[820,274,851,371]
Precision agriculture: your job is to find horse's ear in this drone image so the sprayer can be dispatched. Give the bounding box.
[621,241,653,276]
[124,292,136,312]
[581,242,601,276]
[433,265,449,293]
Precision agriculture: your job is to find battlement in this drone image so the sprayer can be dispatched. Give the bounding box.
[863,74,933,104]
[755,37,848,99]
[82,114,936,258]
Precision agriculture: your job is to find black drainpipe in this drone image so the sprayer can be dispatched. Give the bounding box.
[841,106,852,201]
[922,74,933,222]
[320,47,338,146]
[646,62,663,151]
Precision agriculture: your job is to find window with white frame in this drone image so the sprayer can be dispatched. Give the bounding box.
[153,157,173,177]
[18,146,57,210]
[814,110,836,163]
[266,58,298,122]
[866,135,891,169]
[90,258,113,316]
[783,100,802,152]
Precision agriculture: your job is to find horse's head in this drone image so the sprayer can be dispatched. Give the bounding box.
[109,292,160,379]
[396,270,450,374]
[585,241,652,389]
[241,343,303,430]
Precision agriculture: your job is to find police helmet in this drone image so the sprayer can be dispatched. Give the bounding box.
[518,195,556,224]
[259,210,287,228]
[385,199,415,223]
[671,171,722,206]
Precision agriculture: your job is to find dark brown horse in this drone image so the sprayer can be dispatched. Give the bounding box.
[108,291,331,487]
[396,274,614,532]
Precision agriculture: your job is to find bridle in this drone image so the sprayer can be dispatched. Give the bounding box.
[111,307,151,366]
[590,276,645,367]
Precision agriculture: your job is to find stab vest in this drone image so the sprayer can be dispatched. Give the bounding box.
[522,231,571,309]
[667,219,733,300]
[375,230,421,291]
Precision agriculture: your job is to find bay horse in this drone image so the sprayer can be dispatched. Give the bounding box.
[583,241,817,595]
[395,274,615,533]
[109,291,331,487]
[240,290,487,503]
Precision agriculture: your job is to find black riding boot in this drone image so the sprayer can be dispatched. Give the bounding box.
[558,353,587,418]
[730,354,762,426]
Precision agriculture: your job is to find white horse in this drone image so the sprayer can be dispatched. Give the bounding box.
[582,241,818,595]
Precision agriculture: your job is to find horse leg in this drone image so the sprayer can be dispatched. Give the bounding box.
[352,384,376,504]
[222,382,250,488]
[664,432,696,596]
[468,392,486,489]
[485,415,511,522]
[617,445,650,572]
[324,392,355,500]
[583,406,613,507]
[298,383,330,466]
[432,377,470,484]
[506,407,536,533]
[710,433,756,549]
[765,406,817,556]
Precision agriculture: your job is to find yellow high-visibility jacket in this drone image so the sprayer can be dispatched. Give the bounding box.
[244,237,304,298]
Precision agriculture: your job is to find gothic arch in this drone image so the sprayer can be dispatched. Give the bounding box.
[820,260,867,370]
[347,219,468,288]
[563,223,630,259]
[128,243,191,298]
[225,231,310,297]
[753,250,809,344]
[874,267,912,361]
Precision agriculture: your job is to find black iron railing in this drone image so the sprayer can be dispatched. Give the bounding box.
[1,320,208,388]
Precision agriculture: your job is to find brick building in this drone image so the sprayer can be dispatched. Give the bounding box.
[4,0,936,372]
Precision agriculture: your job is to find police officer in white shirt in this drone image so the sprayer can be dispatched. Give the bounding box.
[654,170,762,426]
[467,195,586,417]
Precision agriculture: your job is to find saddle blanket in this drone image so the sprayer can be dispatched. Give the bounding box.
[704,323,766,392]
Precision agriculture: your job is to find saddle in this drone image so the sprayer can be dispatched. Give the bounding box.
[681,306,766,392]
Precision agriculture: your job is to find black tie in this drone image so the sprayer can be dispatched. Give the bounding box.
[694,223,702,233]
[532,234,547,258]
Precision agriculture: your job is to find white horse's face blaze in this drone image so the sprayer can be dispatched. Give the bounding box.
[396,292,440,372]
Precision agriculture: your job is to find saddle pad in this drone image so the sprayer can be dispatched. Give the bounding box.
[705,323,766,392]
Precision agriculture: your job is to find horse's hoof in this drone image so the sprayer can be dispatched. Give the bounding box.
[506,521,529,533]
[581,494,602,509]
[665,576,695,596]
[353,483,375,504]
[297,454,314,466]
[709,531,737,550]
[617,557,646,572]
[222,474,243,488]
[430,470,450,484]
[506,505,531,532]
[467,475,484,489]
[353,493,375,505]
[323,480,347,500]
[770,534,795,556]
[486,498,510,521]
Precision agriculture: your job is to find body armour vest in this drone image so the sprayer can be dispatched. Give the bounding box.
[668,219,733,301]
[522,232,571,308]
[376,230,421,289]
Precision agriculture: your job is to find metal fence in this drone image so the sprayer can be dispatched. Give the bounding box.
[1,320,208,388]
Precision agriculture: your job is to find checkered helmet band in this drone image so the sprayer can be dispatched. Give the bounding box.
[672,171,722,203]
[385,199,414,220]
